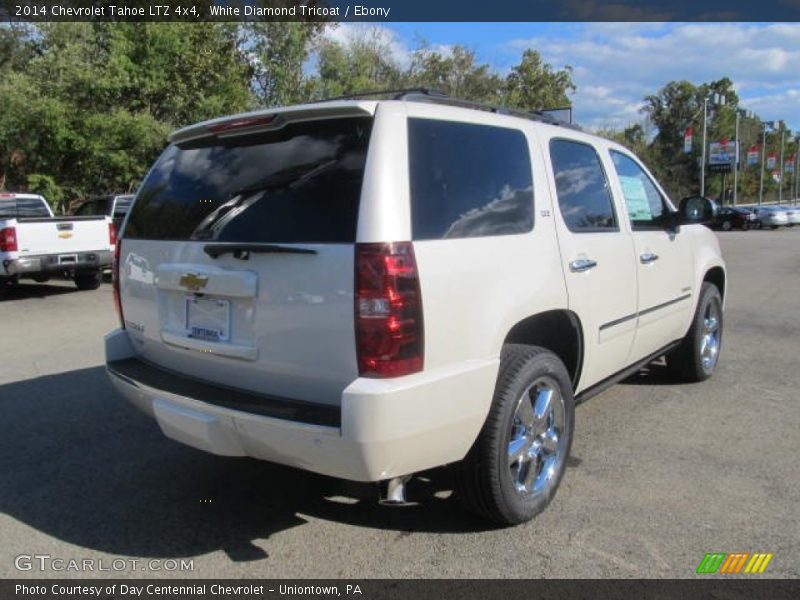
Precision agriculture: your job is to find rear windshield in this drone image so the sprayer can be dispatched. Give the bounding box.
[0,197,50,219]
[125,118,373,243]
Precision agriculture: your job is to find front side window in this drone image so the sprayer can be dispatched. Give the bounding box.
[408,118,534,240]
[610,151,670,230]
[549,139,617,232]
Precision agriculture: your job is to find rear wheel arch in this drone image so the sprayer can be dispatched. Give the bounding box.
[502,310,584,390]
[703,266,726,301]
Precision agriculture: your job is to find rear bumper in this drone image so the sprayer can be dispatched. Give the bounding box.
[3,250,112,276]
[105,329,497,482]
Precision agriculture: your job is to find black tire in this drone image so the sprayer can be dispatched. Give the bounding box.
[74,271,102,291]
[741,222,749,231]
[453,344,575,525]
[666,282,723,382]
[770,225,779,230]
[721,220,732,231]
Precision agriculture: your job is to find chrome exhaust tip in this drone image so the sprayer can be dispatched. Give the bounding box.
[378,475,413,506]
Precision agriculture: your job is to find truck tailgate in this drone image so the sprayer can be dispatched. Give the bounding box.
[15,217,112,255]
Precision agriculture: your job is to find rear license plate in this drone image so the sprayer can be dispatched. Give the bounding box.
[186,297,230,342]
[58,254,78,264]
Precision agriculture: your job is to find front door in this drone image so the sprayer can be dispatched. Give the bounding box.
[608,150,695,362]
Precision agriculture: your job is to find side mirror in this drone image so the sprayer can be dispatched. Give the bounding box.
[661,210,682,234]
[679,196,718,225]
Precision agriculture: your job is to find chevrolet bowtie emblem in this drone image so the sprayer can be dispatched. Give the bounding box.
[179,273,209,291]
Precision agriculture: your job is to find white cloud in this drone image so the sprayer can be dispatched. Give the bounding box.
[506,23,800,131]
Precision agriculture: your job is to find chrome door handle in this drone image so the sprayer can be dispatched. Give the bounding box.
[569,258,598,272]
[640,252,659,264]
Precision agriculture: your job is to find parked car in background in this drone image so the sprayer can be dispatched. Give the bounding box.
[751,206,789,229]
[1,192,116,296]
[778,206,800,227]
[73,194,135,231]
[713,206,757,231]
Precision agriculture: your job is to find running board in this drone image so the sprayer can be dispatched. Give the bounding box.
[575,340,682,404]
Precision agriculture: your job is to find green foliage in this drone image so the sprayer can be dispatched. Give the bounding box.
[634,76,795,203]
[1,23,578,205]
[504,49,575,111]
[26,174,64,212]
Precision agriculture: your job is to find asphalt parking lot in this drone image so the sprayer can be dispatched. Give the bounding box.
[1,229,799,579]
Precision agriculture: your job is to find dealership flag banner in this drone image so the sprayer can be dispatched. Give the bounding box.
[767,152,777,170]
[785,155,795,173]
[684,127,693,154]
[747,145,760,166]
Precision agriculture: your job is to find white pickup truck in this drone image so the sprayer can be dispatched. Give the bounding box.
[0,193,116,295]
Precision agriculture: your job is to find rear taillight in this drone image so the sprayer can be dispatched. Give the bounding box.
[0,227,18,252]
[112,239,125,329]
[355,242,423,378]
[108,222,117,247]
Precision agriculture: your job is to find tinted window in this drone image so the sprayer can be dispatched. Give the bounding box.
[125,118,372,243]
[610,151,669,230]
[549,139,616,232]
[0,197,50,218]
[408,119,533,240]
[113,196,133,218]
[74,202,95,216]
[0,200,17,219]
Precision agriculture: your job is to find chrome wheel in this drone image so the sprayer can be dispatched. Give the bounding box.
[507,377,566,496]
[700,301,721,371]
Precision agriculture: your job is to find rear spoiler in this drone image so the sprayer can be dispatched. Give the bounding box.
[169,102,376,146]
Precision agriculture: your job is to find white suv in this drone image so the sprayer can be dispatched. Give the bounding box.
[105,91,725,525]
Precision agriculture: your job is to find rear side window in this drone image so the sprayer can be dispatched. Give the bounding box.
[408,119,534,240]
[125,118,373,243]
[549,139,617,232]
[0,197,50,218]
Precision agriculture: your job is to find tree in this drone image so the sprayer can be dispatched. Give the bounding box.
[504,49,575,111]
[313,29,404,99]
[247,21,325,107]
[407,45,502,102]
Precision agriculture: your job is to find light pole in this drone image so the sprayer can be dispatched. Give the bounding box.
[794,135,800,205]
[733,108,752,206]
[701,92,725,197]
[778,127,786,204]
[759,121,775,205]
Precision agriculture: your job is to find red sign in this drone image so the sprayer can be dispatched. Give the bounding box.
[683,127,693,154]
[747,145,759,166]
[767,153,777,170]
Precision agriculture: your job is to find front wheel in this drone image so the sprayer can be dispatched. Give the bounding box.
[454,345,575,525]
[666,282,723,382]
[721,220,732,231]
[74,271,102,291]
[741,222,750,231]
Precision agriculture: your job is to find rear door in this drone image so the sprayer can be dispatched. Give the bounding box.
[544,136,638,390]
[120,112,375,406]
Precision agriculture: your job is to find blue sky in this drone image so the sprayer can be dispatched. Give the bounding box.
[326,23,800,131]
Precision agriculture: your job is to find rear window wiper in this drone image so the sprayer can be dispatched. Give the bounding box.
[203,243,317,260]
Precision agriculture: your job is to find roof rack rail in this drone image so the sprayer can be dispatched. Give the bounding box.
[312,88,579,130]
[400,92,580,130]
[310,88,448,103]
